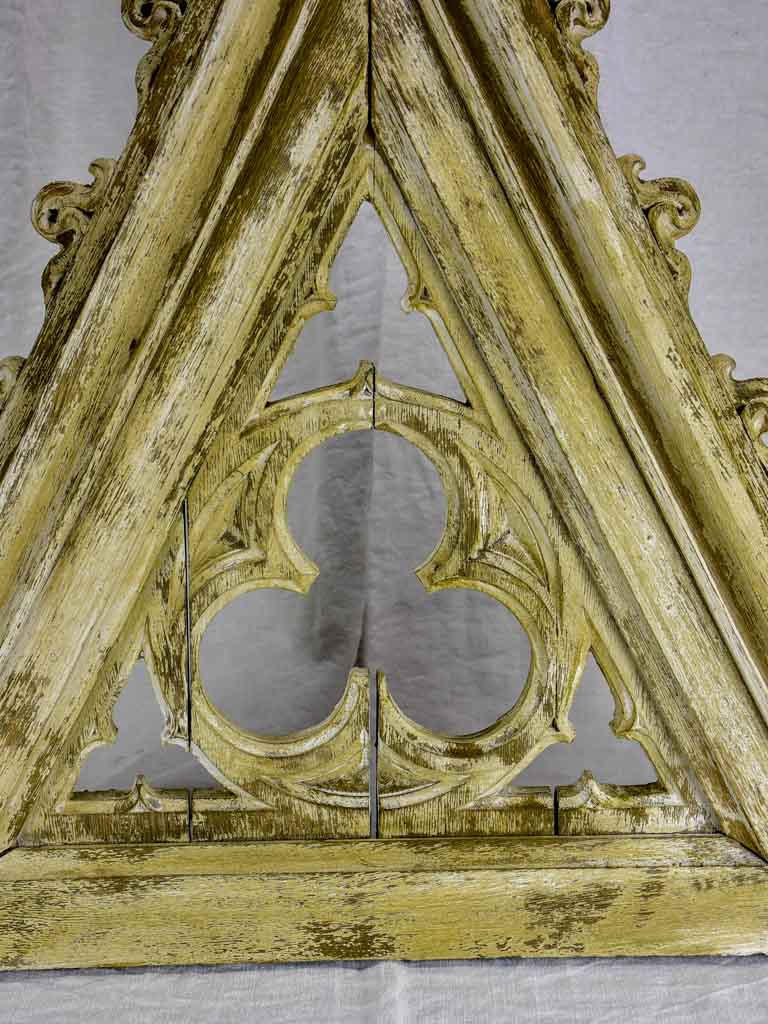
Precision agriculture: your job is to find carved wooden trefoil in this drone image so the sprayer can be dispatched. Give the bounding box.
[2,0,768,969]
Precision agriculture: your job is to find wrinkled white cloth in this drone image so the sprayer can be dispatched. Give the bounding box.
[3,958,768,1024]
[1,0,767,1018]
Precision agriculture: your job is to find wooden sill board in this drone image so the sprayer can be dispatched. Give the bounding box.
[1,835,767,969]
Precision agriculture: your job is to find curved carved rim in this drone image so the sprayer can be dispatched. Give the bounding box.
[144,368,583,800]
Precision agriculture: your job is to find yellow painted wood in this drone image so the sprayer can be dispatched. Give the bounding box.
[557,774,711,836]
[19,778,190,847]
[372,0,768,854]
[0,0,767,967]
[0,0,368,851]
[1,836,767,969]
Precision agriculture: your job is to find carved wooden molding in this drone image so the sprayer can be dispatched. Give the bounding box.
[619,154,701,299]
[122,0,188,107]
[2,0,768,968]
[551,0,611,105]
[4,835,768,968]
[31,158,116,306]
[21,776,190,847]
[713,354,768,470]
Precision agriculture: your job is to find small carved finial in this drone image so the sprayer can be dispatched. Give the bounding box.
[31,159,116,306]
[564,770,604,808]
[122,1,188,107]
[350,360,375,399]
[618,154,701,300]
[115,774,165,814]
[551,0,611,106]
[0,356,26,413]
[713,353,768,471]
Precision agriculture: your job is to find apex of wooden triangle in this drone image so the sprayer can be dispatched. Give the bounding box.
[2,0,768,969]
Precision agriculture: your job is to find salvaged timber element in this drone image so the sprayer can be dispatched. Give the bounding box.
[713,354,768,471]
[22,146,708,847]
[618,154,701,299]
[2,835,768,969]
[2,0,768,966]
[31,159,117,306]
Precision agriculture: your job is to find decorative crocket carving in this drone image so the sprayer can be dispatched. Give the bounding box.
[122,0,187,107]
[551,0,611,106]
[0,356,25,412]
[618,154,701,300]
[31,159,116,306]
[556,770,711,835]
[713,354,768,470]
[114,774,166,814]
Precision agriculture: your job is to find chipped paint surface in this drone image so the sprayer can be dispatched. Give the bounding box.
[2,836,768,969]
[1,0,768,968]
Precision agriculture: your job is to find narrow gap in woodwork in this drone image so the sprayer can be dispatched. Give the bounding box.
[369,672,379,839]
[369,365,378,838]
[182,497,193,753]
[553,783,559,836]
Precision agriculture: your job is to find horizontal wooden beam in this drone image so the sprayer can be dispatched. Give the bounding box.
[1,835,766,968]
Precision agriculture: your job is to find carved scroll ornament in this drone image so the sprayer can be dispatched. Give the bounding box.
[0,356,25,412]
[28,5,187,310]
[713,354,768,470]
[619,154,701,299]
[31,158,116,306]
[551,0,611,105]
[122,0,188,107]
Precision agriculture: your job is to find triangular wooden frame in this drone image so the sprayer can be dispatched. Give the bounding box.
[2,0,768,967]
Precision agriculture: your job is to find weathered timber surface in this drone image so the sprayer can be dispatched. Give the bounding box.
[2,0,768,969]
[372,0,768,855]
[0,836,766,969]
[0,0,368,850]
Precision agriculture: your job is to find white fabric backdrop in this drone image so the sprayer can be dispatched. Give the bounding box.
[1,0,768,1018]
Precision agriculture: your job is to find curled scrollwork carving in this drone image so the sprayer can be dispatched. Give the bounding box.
[31,159,116,306]
[122,0,188,107]
[713,353,768,470]
[618,154,701,300]
[551,0,611,106]
[0,356,25,413]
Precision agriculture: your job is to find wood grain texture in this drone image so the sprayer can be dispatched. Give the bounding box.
[19,778,190,847]
[21,139,713,845]
[557,773,711,836]
[433,0,768,793]
[372,0,768,854]
[0,0,368,851]
[1,836,767,969]
[1,0,768,968]
[116,139,707,842]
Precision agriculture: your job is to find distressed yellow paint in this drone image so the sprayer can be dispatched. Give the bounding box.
[0,0,767,968]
